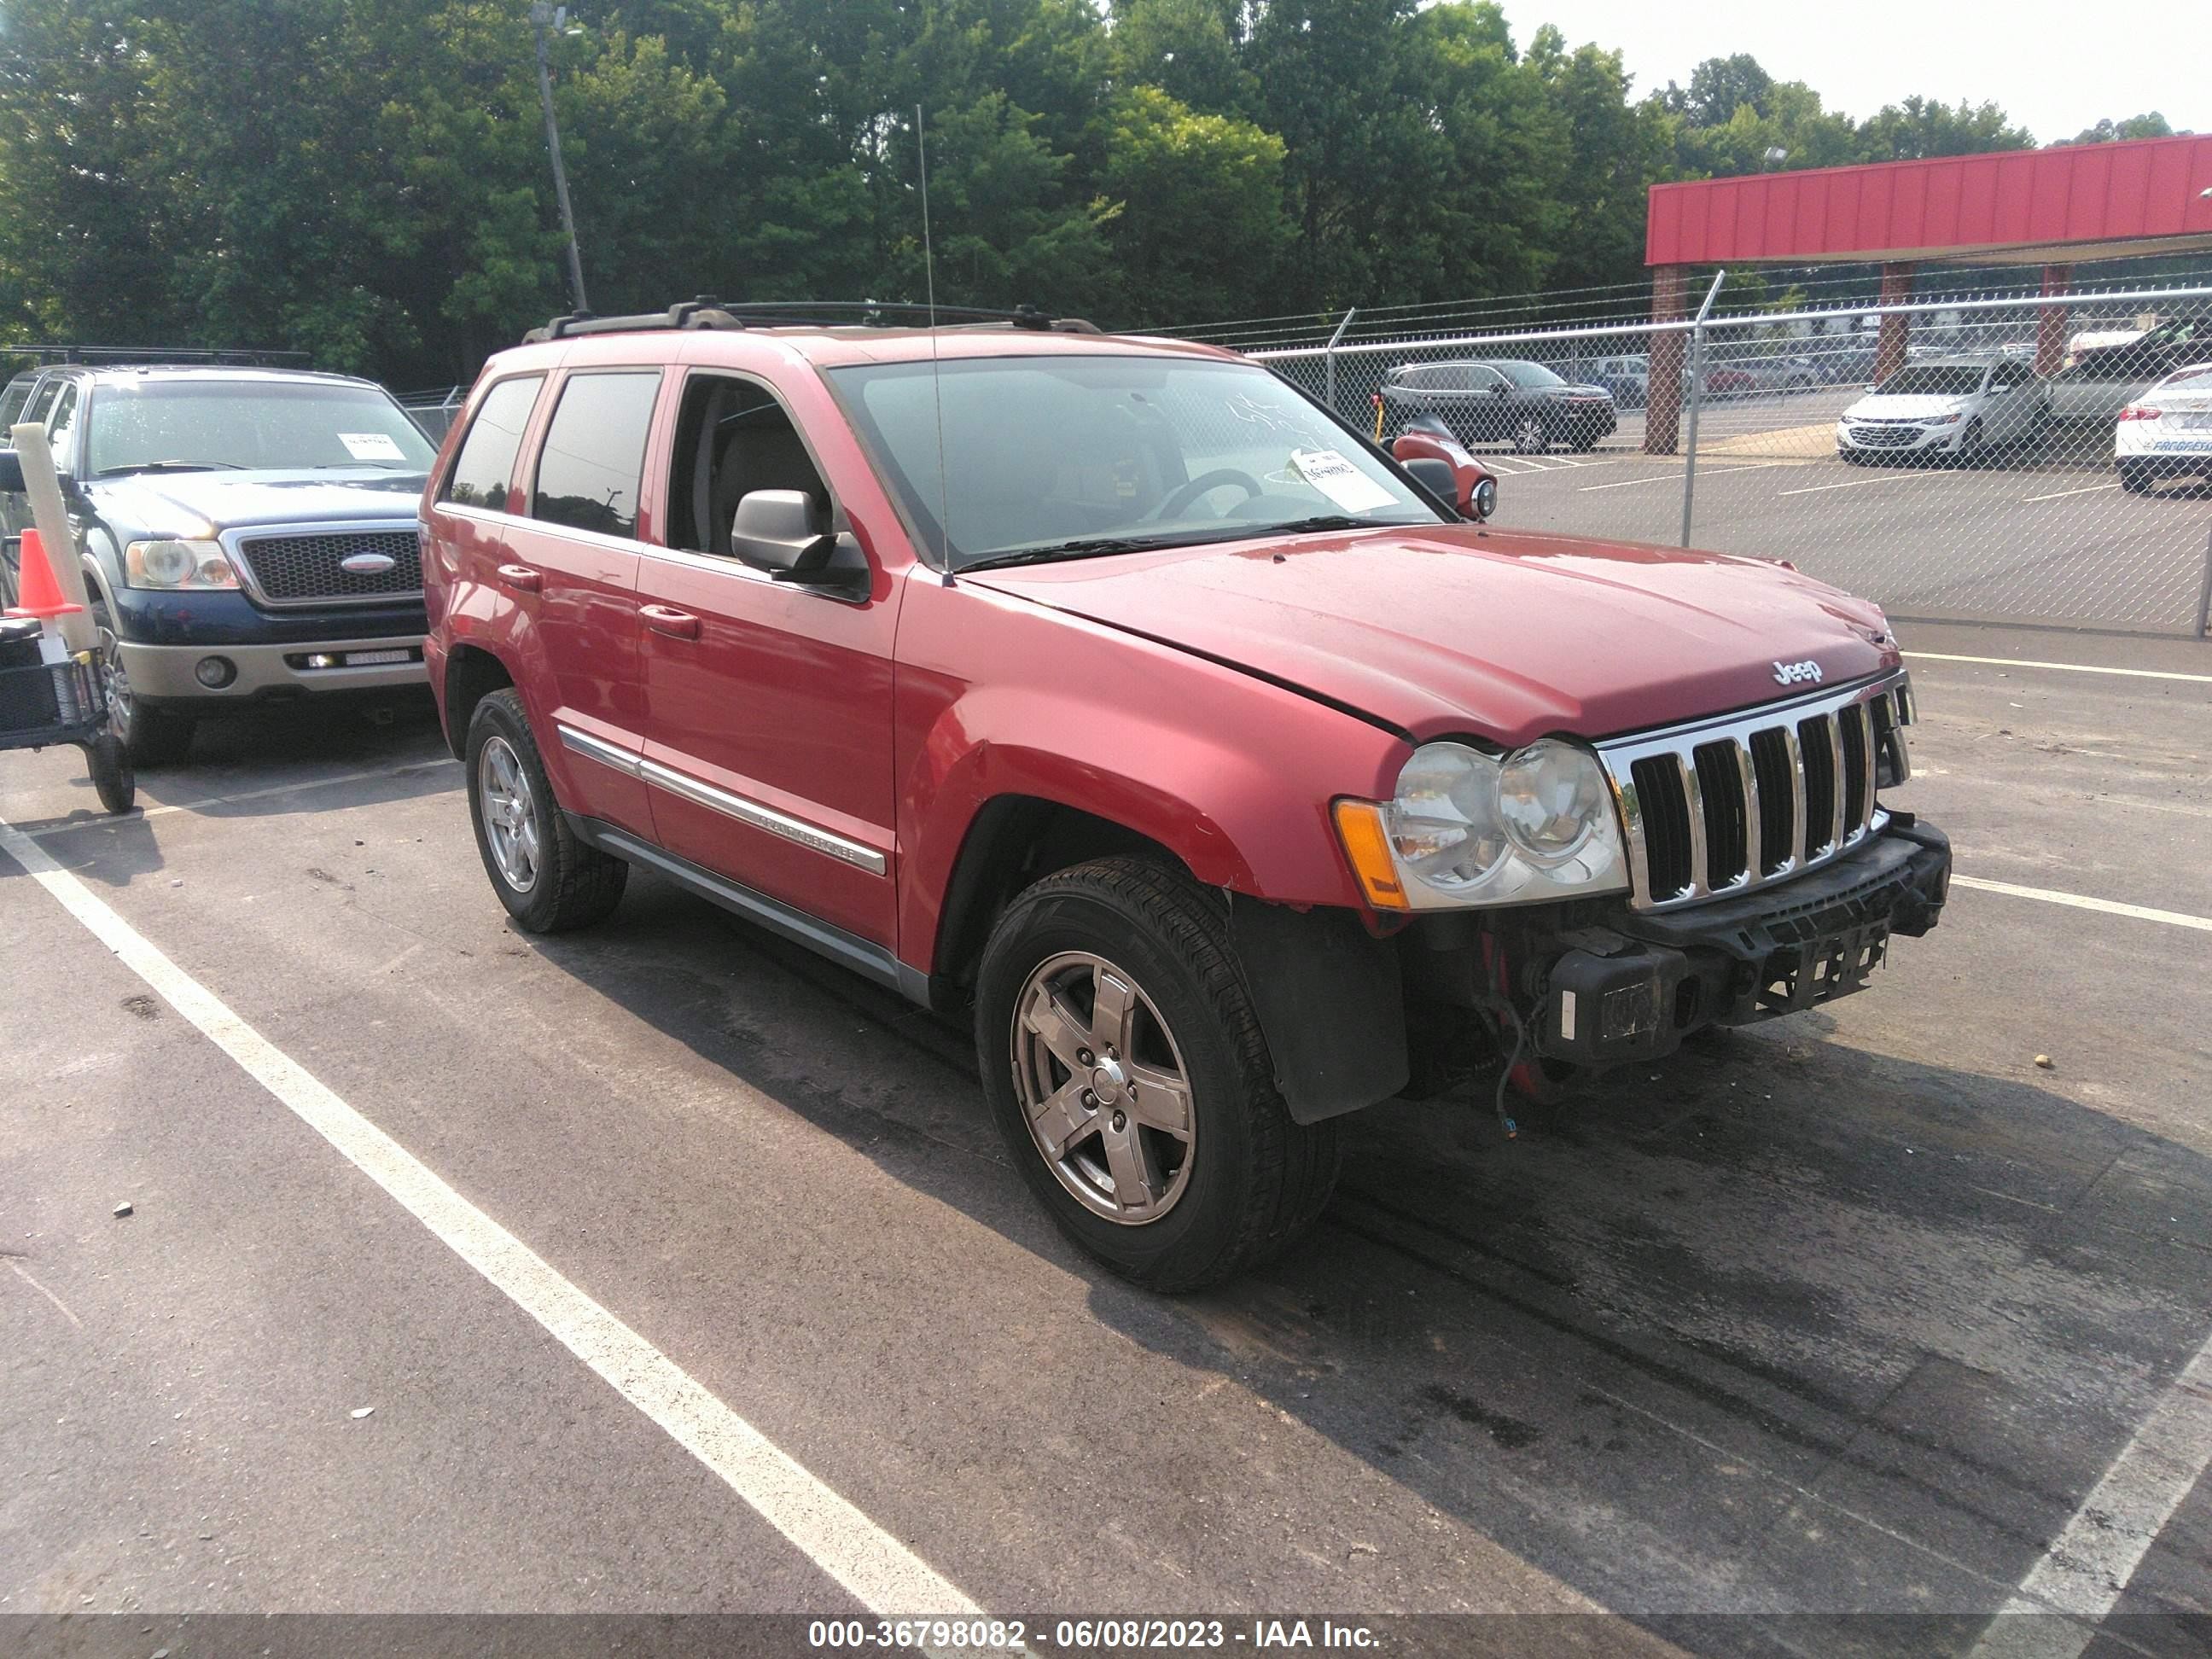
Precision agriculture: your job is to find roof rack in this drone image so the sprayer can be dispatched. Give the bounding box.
[0,344,312,369]
[521,296,1104,344]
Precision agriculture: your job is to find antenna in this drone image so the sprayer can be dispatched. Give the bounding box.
[917,104,952,575]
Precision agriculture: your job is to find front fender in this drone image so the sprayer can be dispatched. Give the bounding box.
[893,573,1409,976]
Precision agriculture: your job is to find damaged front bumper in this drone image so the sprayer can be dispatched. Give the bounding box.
[1528,816,1950,1068]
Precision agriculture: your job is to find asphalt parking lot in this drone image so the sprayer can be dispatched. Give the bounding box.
[3,626,2208,1655]
[1464,390,2212,635]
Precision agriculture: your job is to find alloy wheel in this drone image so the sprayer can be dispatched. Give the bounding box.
[478,734,541,894]
[1010,950,1195,1225]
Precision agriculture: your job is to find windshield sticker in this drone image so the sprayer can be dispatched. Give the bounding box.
[338,431,407,462]
[1289,448,1394,512]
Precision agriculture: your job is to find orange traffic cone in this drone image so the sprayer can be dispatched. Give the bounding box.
[6,527,82,620]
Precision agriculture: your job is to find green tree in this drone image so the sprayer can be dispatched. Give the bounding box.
[1097,85,1289,323]
[2066,113,2177,144]
[1854,96,2034,162]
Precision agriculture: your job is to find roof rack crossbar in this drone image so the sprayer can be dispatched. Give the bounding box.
[0,344,311,367]
[521,297,1101,345]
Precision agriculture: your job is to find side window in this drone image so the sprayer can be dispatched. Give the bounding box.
[442,375,544,510]
[665,373,831,556]
[0,375,35,434]
[1466,366,1506,393]
[531,370,661,538]
[45,383,79,470]
[24,376,63,426]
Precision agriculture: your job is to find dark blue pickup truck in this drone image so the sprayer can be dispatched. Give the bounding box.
[0,363,436,764]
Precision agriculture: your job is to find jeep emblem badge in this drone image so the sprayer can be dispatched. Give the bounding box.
[1773,658,1823,686]
[341,552,398,576]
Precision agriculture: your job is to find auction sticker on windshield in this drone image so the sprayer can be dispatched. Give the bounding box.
[340,431,409,462]
[1289,448,1394,512]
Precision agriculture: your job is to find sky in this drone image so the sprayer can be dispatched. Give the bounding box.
[1511,0,2203,145]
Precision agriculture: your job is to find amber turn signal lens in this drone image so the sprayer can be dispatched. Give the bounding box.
[1332,799,1407,911]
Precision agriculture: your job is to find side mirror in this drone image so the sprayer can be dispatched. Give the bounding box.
[731,488,835,579]
[0,451,22,494]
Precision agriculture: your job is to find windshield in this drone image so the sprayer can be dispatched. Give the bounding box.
[827,355,1438,570]
[1494,360,1566,389]
[87,379,438,476]
[1872,365,1984,398]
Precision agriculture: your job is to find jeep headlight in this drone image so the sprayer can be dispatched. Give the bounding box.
[1335,739,1628,910]
[125,538,237,590]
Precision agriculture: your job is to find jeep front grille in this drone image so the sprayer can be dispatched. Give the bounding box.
[1600,671,1913,912]
[230,527,422,608]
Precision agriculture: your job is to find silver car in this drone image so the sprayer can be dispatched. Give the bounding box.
[1835,357,2049,464]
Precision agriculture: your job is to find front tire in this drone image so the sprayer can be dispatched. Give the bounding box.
[95,618,193,766]
[464,688,627,932]
[975,858,1340,1291]
[1512,413,1551,454]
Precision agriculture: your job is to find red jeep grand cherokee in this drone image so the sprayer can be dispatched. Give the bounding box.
[421,300,1949,1290]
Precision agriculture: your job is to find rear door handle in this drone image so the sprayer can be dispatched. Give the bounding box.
[640,603,701,641]
[495,563,542,593]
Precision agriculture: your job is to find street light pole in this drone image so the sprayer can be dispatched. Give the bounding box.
[529,3,588,314]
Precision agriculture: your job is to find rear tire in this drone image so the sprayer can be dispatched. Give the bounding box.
[464,688,627,933]
[975,857,1340,1291]
[2118,462,2155,495]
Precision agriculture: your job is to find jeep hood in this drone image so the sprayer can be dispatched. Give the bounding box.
[964,525,1898,746]
[88,469,428,534]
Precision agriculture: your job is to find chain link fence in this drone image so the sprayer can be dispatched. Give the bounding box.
[1188,276,2212,637]
[395,385,469,444]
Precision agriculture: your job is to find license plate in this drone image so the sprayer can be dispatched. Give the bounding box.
[2168,411,2212,429]
[344,649,414,667]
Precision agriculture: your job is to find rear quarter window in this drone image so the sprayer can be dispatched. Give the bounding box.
[442,375,545,510]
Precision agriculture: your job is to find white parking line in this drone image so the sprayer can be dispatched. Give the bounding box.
[1903,651,2212,685]
[1578,463,1784,492]
[1950,875,2212,934]
[0,813,984,1618]
[2020,481,2119,503]
[1776,470,1959,497]
[1967,1336,2212,1658]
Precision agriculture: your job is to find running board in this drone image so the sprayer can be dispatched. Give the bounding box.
[566,815,926,1003]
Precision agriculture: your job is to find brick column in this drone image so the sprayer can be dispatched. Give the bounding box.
[1872,262,1917,384]
[1644,265,1688,456]
[2034,263,2073,378]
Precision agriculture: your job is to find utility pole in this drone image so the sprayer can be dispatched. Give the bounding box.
[529,3,589,314]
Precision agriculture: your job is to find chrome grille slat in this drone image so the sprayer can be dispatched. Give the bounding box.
[1679,751,1708,900]
[1733,739,1761,885]
[1598,670,1910,913]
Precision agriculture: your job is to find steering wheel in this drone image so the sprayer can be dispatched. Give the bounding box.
[1152,468,1264,521]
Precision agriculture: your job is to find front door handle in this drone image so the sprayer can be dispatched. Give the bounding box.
[640,603,701,641]
[495,563,541,593]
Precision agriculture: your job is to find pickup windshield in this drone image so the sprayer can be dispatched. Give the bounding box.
[87,379,437,477]
[827,355,1437,570]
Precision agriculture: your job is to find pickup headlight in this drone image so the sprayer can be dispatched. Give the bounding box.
[1334,738,1629,911]
[125,538,237,590]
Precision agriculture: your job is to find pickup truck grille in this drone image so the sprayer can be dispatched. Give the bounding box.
[231,528,422,607]
[1600,671,1913,911]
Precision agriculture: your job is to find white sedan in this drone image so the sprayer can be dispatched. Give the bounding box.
[2116,363,2212,493]
[1835,358,2048,465]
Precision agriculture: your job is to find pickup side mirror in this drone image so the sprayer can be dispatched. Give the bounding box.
[731,488,836,579]
[0,451,22,494]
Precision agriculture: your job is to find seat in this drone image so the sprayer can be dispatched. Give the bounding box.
[707,411,829,553]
